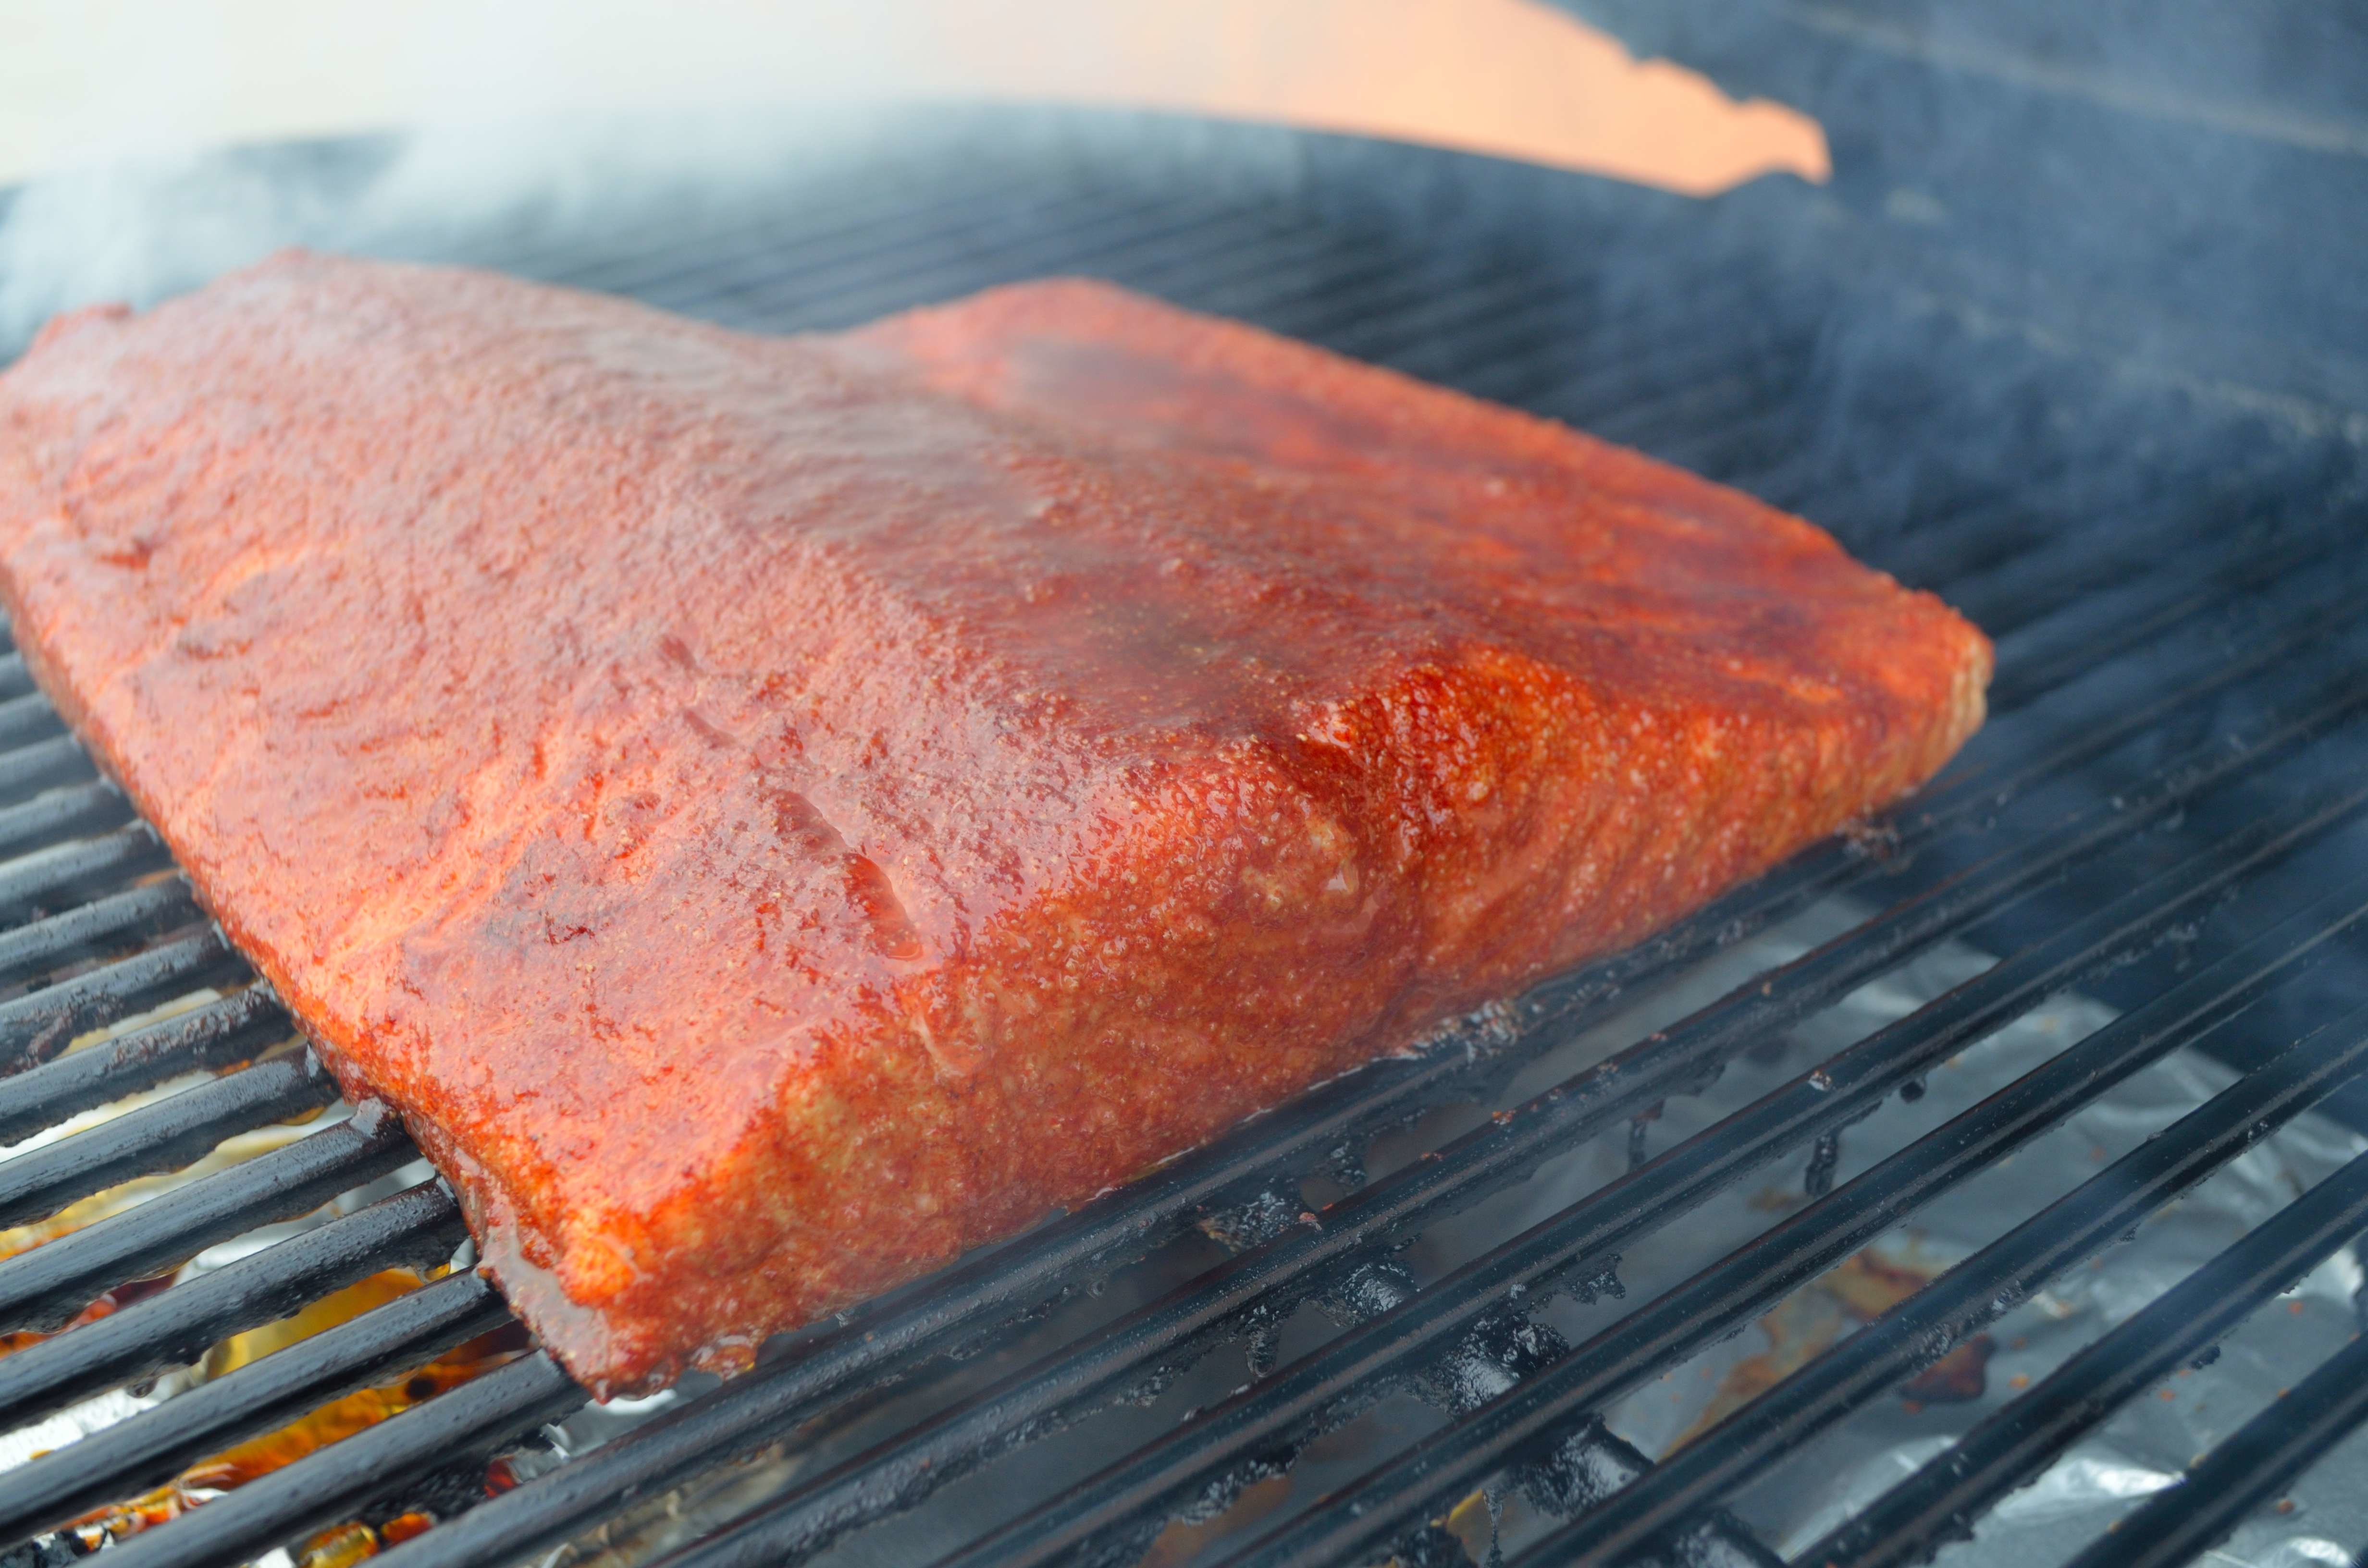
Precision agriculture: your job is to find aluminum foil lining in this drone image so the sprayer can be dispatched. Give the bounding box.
[1461,896,2368,1568]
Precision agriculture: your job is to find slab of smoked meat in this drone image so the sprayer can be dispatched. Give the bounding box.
[0,255,1989,1394]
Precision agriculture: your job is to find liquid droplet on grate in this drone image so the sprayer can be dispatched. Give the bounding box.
[1805,1129,1842,1199]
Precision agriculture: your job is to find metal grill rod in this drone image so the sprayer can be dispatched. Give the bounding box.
[2055,1328,2368,1568]
[1803,1145,2368,1568]
[618,185,1186,320]
[0,822,166,922]
[648,184,1301,331]
[752,205,1348,340]
[1938,475,2327,640]
[0,927,240,1074]
[669,769,2368,1568]
[524,167,1022,294]
[0,780,130,860]
[0,987,288,1148]
[1371,275,1776,414]
[946,861,2368,1568]
[1873,443,2247,592]
[0,1177,464,1433]
[0,880,198,985]
[0,734,87,801]
[0,1101,415,1337]
[0,1268,513,1548]
[0,1052,333,1230]
[1502,995,2368,1568]
[1195,868,2368,1568]
[545,169,1157,302]
[369,611,2368,1568]
[1985,519,2359,712]
[101,1347,584,1568]
[0,691,64,753]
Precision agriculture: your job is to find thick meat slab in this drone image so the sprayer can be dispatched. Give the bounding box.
[0,255,1988,1394]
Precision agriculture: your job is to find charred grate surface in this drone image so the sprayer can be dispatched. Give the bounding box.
[0,116,2365,1568]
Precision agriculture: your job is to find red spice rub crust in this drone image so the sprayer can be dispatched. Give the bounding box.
[0,256,1988,1394]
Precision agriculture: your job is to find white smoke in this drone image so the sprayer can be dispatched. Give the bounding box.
[0,105,941,353]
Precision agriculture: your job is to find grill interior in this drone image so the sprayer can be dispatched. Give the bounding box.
[1,63,2368,1568]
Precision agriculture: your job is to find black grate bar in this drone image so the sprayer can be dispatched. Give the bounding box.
[736,203,1343,339]
[0,986,290,1150]
[1160,245,1419,346]
[1986,521,2363,713]
[1871,457,2230,595]
[0,1176,464,1433]
[1803,1145,2368,1568]
[485,168,937,280]
[543,168,1111,294]
[1200,870,2368,1568]
[597,183,1159,318]
[620,703,2368,1568]
[1636,403,1819,491]
[0,1100,416,1336]
[0,781,132,861]
[370,616,2368,1568]
[0,692,63,754]
[1355,278,1763,412]
[1957,574,2368,812]
[0,926,241,1074]
[107,1348,583,1568]
[0,734,89,801]
[1936,479,2333,643]
[753,782,2368,1568]
[640,189,1224,327]
[1219,264,1553,388]
[1503,996,2368,1568]
[0,655,31,703]
[1575,368,1795,456]
[1956,520,2357,721]
[2055,1330,2368,1568]
[529,171,1002,293]
[0,823,169,920]
[0,1050,335,1230]
[0,1269,513,1549]
[0,878,198,984]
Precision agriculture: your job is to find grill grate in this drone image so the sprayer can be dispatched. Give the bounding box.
[0,119,2366,1568]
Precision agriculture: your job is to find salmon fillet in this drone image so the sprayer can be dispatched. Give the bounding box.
[0,254,1989,1394]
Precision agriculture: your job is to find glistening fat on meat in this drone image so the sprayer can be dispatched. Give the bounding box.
[0,256,1989,1395]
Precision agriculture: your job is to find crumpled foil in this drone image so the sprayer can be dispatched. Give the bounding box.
[1461,896,2368,1568]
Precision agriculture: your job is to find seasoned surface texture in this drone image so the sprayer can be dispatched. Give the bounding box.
[0,256,1989,1394]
